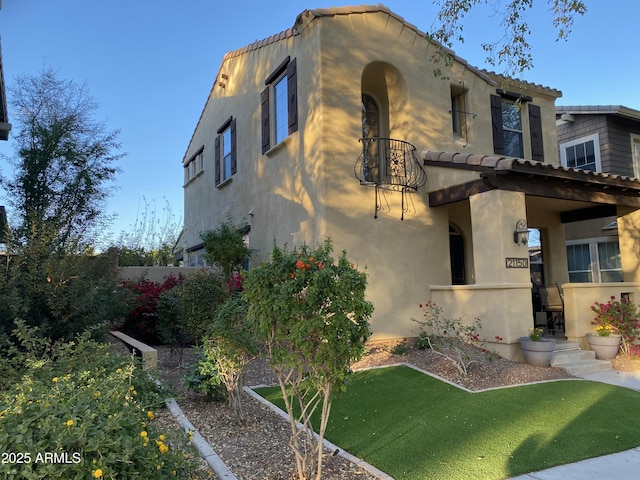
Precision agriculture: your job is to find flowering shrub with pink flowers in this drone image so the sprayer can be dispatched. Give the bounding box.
[592,296,640,356]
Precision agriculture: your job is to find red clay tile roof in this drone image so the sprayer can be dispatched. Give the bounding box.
[423,151,640,186]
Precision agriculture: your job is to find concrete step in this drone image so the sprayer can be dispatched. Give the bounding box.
[554,359,613,376]
[552,341,581,352]
[549,344,613,375]
[551,349,596,365]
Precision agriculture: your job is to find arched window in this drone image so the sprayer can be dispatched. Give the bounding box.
[449,225,466,285]
[361,94,379,183]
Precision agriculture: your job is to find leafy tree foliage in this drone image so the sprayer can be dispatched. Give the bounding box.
[201,219,252,278]
[1,66,123,252]
[243,239,373,480]
[0,67,124,340]
[431,0,587,76]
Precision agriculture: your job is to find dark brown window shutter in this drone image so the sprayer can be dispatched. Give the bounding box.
[230,117,237,175]
[490,94,504,155]
[528,103,544,161]
[261,87,270,153]
[214,135,221,186]
[287,58,298,134]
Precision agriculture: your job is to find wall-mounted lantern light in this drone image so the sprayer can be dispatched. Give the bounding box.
[513,219,530,246]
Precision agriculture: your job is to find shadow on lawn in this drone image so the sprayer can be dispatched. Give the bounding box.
[505,382,640,478]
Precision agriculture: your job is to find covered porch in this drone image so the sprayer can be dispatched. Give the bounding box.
[423,151,640,361]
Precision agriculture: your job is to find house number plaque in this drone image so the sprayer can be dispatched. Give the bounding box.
[505,257,529,268]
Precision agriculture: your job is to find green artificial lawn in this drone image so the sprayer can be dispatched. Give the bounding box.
[256,365,640,480]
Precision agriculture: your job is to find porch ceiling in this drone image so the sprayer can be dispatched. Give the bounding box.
[424,151,640,209]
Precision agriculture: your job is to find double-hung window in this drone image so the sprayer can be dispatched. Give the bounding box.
[560,133,601,172]
[184,147,204,185]
[261,56,298,153]
[501,99,523,158]
[215,116,236,186]
[490,92,544,161]
[566,238,622,283]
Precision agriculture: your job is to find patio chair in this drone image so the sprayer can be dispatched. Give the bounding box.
[539,283,564,335]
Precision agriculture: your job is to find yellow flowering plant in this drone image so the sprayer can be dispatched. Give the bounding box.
[529,327,544,341]
[0,326,197,479]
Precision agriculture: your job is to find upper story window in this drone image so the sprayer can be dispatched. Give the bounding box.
[560,133,601,172]
[490,92,544,161]
[361,94,379,183]
[501,100,524,158]
[184,147,204,185]
[261,56,298,153]
[215,116,236,186]
[450,83,469,141]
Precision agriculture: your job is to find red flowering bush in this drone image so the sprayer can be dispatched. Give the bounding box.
[591,296,640,356]
[243,239,372,480]
[226,271,244,294]
[118,274,184,344]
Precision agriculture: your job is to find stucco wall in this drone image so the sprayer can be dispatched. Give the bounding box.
[118,267,206,283]
[563,282,640,348]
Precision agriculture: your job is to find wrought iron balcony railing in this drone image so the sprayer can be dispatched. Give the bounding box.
[354,137,427,219]
[355,137,427,190]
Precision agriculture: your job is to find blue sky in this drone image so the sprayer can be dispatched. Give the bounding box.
[1,0,638,245]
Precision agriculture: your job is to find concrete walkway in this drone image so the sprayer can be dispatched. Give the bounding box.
[509,370,640,480]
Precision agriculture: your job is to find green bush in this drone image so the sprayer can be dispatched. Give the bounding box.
[183,347,227,402]
[0,249,127,342]
[0,326,197,479]
[201,295,257,421]
[180,270,229,344]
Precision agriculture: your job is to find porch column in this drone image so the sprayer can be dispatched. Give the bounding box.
[467,190,533,348]
[469,190,531,284]
[617,207,640,282]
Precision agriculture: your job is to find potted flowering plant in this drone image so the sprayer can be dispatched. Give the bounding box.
[519,327,556,367]
[588,296,639,359]
[528,327,544,341]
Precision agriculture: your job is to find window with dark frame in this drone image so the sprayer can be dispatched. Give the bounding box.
[215,116,236,186]
[261,56,298,153]
[490,91,544,161]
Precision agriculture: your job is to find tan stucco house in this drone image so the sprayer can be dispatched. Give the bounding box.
[177,5,640,359]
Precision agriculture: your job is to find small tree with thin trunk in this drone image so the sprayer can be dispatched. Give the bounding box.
[243,239,373,480]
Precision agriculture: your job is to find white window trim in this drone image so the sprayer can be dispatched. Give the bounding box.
[630,133,640,178]
[560,133,601,172]
[566,236,621,283]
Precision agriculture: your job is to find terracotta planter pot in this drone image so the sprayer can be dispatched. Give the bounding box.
[519,337,557,367]
[586,333,622,360]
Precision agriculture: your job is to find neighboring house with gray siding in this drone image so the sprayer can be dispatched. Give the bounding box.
[556,105,640,283]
